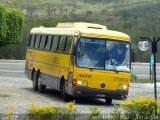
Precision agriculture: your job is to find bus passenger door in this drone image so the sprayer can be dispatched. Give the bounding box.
[67,37,77,95]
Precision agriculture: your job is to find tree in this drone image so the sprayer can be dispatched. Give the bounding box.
[0,4,7,46]
[26,6,36,19]
[0,4,24,47]
[47,5,53,17]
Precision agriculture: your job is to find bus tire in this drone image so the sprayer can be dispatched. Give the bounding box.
[32,71,38,91]
[37,72,46,93]
[105,99,112,104]
[61,81,70,102]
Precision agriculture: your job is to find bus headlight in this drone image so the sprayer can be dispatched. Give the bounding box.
[123,85,128,90]
[77,80,88,86]
[72,79,88,86]
[77,81,82,85]
[118,84,128,90]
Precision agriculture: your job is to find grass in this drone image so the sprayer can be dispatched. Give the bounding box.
[131,79,160,83]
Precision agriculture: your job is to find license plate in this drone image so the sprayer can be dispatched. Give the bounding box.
[97,94,106,97]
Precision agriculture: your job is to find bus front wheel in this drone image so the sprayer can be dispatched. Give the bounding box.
[37,72,46,93]
[105,99,112,104]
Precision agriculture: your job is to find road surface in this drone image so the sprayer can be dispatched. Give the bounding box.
[0,60,160,115]
[131,63,160,80]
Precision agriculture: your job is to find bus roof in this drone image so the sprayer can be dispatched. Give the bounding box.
[56,22,107,30]
[30,23,130,42]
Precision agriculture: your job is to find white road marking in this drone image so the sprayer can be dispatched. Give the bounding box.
[0,70,24,73]
[136,74,160,77]
[0,63,25,65]
[0,65,25,67]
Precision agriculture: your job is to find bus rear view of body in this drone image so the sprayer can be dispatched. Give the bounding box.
[25,22,131,104]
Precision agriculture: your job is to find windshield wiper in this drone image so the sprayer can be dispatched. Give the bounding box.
[111,61,119,73]
[113,65,119,73]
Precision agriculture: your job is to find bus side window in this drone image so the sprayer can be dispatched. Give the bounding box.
[51,35,59,51]
[40,35,46,49]
[34,35,41,49]
[30,34,36,48]
[45,35,53,50]
[58,36,66,53]
[44,35,48,49]
[64,36,72,53]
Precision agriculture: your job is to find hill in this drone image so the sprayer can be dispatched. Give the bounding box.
[1,0,160,18]
[0,0,159,62]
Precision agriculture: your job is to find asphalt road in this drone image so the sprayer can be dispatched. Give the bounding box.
[0,61,160,115]
[131,63,160,80]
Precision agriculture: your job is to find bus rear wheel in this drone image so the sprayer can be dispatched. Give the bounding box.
[32,71,38,91]
[37,72,46,93]
[105,99,112,104]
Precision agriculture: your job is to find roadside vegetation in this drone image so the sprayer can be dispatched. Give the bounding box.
[27,101,76,120]
[108,97,159,120]
[3,97,160,120]
[0,3,24,47]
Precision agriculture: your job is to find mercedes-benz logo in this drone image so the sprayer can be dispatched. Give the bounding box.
[101,83,105,88]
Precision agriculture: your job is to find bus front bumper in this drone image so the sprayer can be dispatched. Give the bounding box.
[70,86,128,100]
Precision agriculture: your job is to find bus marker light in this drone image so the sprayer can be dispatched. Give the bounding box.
[82,81,87,86]
[72,79,77,86]
[118,84,127,90]
[118,85,123,89]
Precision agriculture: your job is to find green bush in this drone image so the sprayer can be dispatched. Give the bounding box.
[85,107,101,120]
[109,97,159,120]
[2,108,14,120]
[0,3,24,47]
[6,8,24,45]
[131,74,137,81]
[0,4,7,46]
[4,97,160,120]
[27,101,76,120]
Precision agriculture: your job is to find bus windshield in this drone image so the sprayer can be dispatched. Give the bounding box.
[76,37,130,72]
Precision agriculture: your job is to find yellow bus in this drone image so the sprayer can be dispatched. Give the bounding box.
[25,22,131,104]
